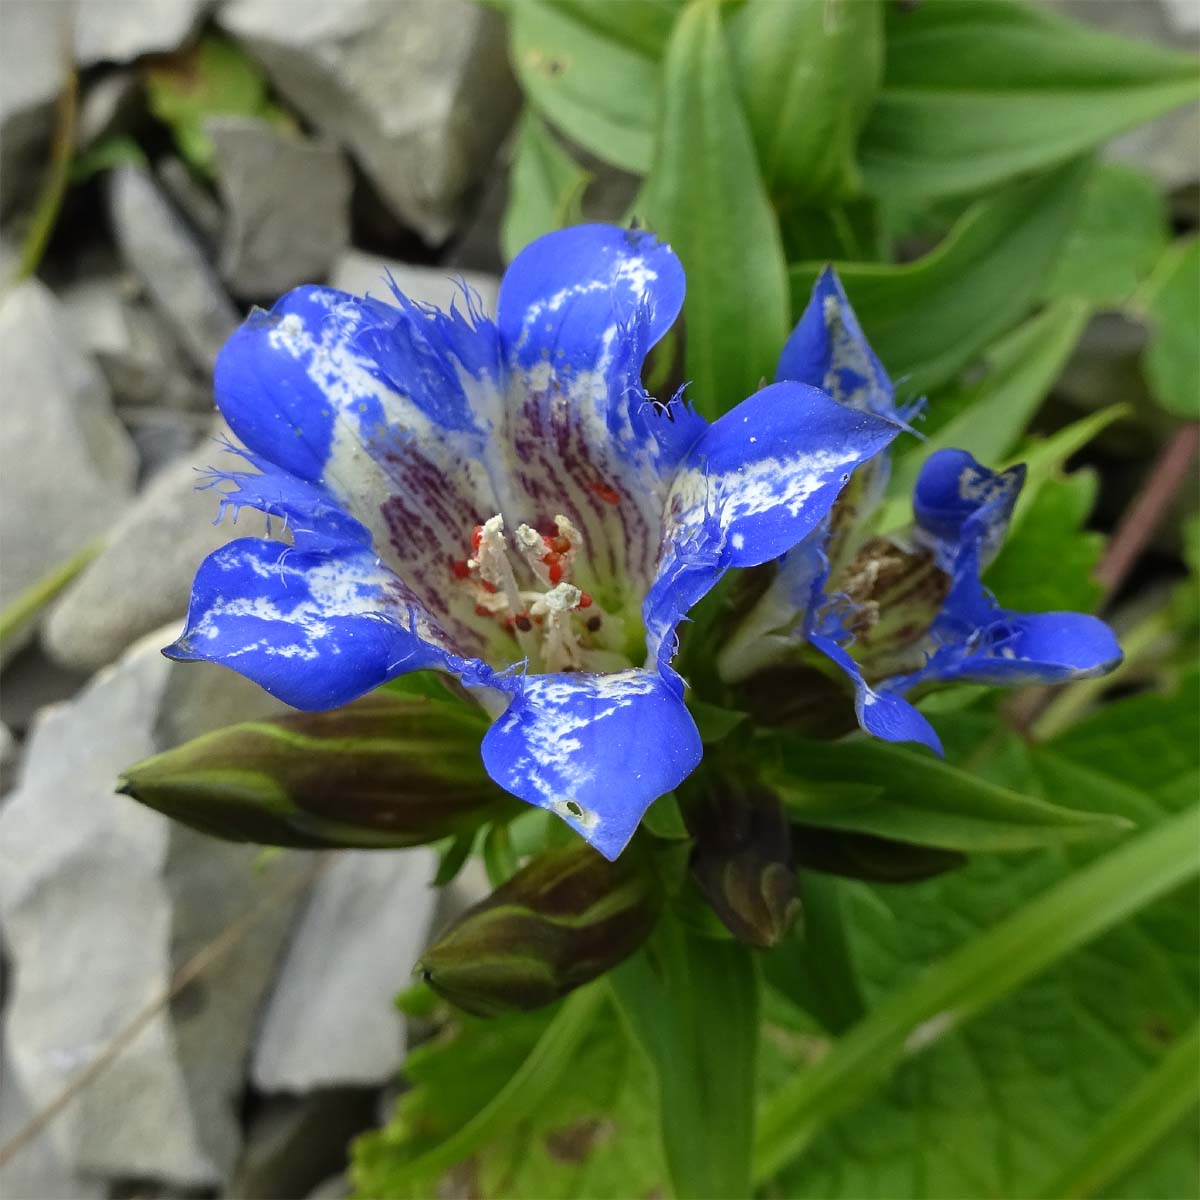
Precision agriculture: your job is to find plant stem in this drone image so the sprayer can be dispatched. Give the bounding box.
[753,804,1200,1182]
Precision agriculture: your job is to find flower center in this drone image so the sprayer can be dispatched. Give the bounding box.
[449,513,629,674]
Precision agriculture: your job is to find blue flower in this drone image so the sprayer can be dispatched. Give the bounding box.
[720,268,1122,754]
[166,226,900,858]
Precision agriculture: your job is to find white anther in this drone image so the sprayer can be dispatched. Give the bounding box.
[531,583,584,670]
[514,522,553,585]
[474,514,525,615]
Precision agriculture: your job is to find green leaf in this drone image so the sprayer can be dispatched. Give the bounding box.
[640,0,789,418]
[883,300,1090,526]
[860,0,1200,200]
[144,33,288,177]
[508,1,658,173]
[612,917,760,1199]
[352,986,669,1199]
[1138,237,1200,419]
[546,0,682,58]
[1032,1018,1200,1200]
[765,736,1131,853]
[728,0,883,202]
[791,159,1089,400]
[1043,163,1169,307]
[984,472,1105,614]
[500,109,592,263]
[117,693,516,849]
[70,134,148,183]
[760,680,1200,1198]
[755,803,1199,1184]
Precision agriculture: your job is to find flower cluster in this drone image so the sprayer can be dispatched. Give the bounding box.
[168,226,1119,858]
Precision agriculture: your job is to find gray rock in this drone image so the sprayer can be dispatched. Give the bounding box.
[208,116,353,299]
[75,0,208,67]
[0,632,307,1190]
[252,849,438,1092]
[59,274,194,410]
[330,249,499,314]
[0,1,66,216]
[42,431,273,674]
[108,165,240,372]
[157,155,226,249]
[0,279,137,618]
[219,0,519,243]
[231,1092,377,1199]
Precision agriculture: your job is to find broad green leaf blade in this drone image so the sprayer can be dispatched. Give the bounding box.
[766,736,1131,853]
[1033,1018,1200,1200]
[984,472,1105,614]
[640,0,789,418]
[883,300,1090,524]
[117,693,515,849]
[754,802,1200,1182]
[1043,163,1169,307]
[501,109,591,263]
[548,0,682,58]
[1139,237,1200,419]
[612,918,760,1199]
[357,984,607,1191]
[728,0,883,202]
[509,1,658,173]
[860,0,1200,199]
[764,678,1200,1199]
[791,159,1089,399]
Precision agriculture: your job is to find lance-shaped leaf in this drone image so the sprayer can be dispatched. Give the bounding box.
[419,841,661,1016]
[118,693,516,848]
[682,777,800,948]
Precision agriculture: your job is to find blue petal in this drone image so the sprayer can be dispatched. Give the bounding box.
[913,448,1024,572]
[668,381,901,570]
[810,632,943,754]
[164,538,459,710]
[778,267,909,424]
[498,224,683,376]
[896,609,1123,692]
[200,440,373,551]
[213,285,510,648]
[478,668,703,860]
[494,225,690,600]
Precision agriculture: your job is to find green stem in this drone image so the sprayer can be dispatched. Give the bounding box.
[387,984,605,1186]
[1031,1018,1200,1200]
[0,541,101,654]
[753,805,1200,1183]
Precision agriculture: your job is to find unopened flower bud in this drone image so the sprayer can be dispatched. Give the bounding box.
[685,781,801,949]
[419,842,660,1016]
[118,692,516,848]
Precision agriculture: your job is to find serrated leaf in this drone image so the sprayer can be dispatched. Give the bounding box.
[1043,163,1169,307]
[1138,237,1200,420]
[501,109,592,263]
[860,0,1199,200]
[612,917,760,1199]
[728,0,883,202]
[791,159,1089,401]
[765,736,1131,853]
[351,990,668,1199]
[760,679,1200,1198]
[984,472,1105,614]
[639,0,789,418]
[509,1,658,173]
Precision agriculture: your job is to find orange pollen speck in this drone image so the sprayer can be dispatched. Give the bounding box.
[471,525,484,551]
[578,593,593,609]
[548,561,564,584]
[591,482,621,505]
[480,580,497,594]
[474,604,492,618]
[551,535,571,554]
[450,560,470,580]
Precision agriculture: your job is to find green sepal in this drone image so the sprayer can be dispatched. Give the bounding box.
[118,692,517,849]
[419,841,662,1017]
